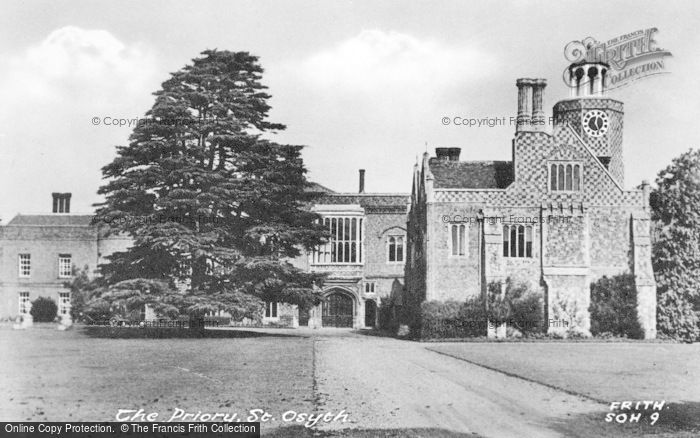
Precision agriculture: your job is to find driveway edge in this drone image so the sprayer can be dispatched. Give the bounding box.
[425,347,608,405]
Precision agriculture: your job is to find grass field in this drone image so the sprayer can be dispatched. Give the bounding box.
[0,326,315,431]
[426,342,700,403]
[3,326,699,437]
[427,342,700,437]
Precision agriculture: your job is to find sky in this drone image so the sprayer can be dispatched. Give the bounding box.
[1,0,699,221]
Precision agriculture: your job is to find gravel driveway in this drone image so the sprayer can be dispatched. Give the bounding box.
[313,333,620,438]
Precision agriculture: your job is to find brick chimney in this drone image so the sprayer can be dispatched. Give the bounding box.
[531,79,547,131]
[52,193,71,213]
[447,147,461,161]
[435,147,461,161]
[516,78,546,132]
[359,169,365,193]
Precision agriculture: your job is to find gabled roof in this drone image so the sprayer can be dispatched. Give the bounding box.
[429,159,514,189]
[318,193,410,208]
[305,181,335,194]
[565,123,623,191]
[6,214,95,227]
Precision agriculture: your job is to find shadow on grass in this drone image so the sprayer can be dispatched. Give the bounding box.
[80,326,303,339]
[547,401,700,438]
[264,425,482,437]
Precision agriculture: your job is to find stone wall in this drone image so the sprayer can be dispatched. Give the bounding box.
[363,211,408,284]
[0,226,99,319]
[425,203,481,301]
[404,94,658,338]
[544,273,590,333]
[588,208,633,275]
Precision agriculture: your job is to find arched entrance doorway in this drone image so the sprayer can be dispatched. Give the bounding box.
[322,290,354,327]
[365,300,376,328]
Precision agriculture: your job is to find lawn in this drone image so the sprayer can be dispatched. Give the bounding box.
[0,325,315,431]
[427,342,700,437]
[426,342,700,403]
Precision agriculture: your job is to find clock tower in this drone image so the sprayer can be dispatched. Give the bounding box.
[553,61,625,186]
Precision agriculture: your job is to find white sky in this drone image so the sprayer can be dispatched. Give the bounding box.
[1,0,698,221]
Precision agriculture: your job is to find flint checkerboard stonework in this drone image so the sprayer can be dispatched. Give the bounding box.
[405,75,657,338]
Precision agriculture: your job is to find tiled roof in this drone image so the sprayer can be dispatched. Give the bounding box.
[429,159,514,189]
[305,181,335,194]
[318,193,410,208]
[6,214,95,227]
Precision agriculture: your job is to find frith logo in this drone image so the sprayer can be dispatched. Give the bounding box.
[563,28,672,91]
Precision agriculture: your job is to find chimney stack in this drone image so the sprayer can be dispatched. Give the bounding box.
[52,193,71,213]
[516,78,547,133]
[531,79,547,131]
[435,148,461,162]
[435,148,449,161]
[515,79,533,132]
[359,169,365,193]
[447,147,461,161]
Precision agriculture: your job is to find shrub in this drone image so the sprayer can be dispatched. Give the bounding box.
[30,296,58,322]
[549,330,566,340]
[413,275,547,340]
[419,300,461,339]
[417,277,545,339]
[589,274,644,339]
[506,326,523,338]
[488,277,544,335]
[567,326,592,339]
[525,331,547,340]
[459,295,488,325]
[378,300,399,334]
[509,289,545,335]
[420,298,487,339]
[64,266,101,322]
[82,299,114,323]
[485,281,510,325]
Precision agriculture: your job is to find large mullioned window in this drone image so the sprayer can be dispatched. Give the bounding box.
[312,216,363,264]
[550,162,582,191]
[503,224,533,258]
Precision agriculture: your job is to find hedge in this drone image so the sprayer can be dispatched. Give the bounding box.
[419,298,487,339]
[418,277,544,339]
[589,274,643,339]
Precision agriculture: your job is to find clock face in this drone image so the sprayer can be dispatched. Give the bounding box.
[582,110,609,137]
